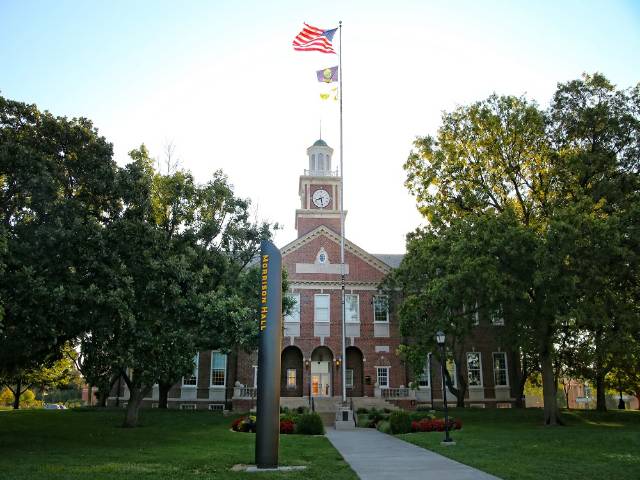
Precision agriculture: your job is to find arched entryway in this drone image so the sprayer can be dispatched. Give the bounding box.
[346,346,364,397]
[281,346,303,397]
[310,346,334,397]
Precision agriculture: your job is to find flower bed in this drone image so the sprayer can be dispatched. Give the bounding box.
[230,412,324,435]
[411,417,462,432]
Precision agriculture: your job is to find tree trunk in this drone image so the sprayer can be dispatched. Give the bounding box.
[595,372,607,412]
[513,363,528,409]
[97,390,109,407]
[122,387,148,428]
[635,394,640,410]
[540,348,561,425]
[12,378,21,410]
[158,382,171,409]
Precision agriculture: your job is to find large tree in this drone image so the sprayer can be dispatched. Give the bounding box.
[87,146,275,426]
[0,96,120,388]
[402,74,640,424]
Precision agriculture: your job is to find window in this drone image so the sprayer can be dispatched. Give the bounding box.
[418,355,431,387]
[345,369,354,388]
[182,353,199,387]
[345,294,360,323]
[376,367,390,388]
[284,293,300,322]
[311,154,316,170]
[493,352,508,386]
[318,153,324,170]
[444,359,457,388]
[467,352,483,387]
[286,369,297,388]
[491,305,504,326]
[373,296,389,322]
[211,351,227,387]
[180,404,196,410]
[253,365,258,388]
[314,294,330,322]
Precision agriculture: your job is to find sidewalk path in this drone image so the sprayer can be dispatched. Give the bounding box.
[326,428,501,480]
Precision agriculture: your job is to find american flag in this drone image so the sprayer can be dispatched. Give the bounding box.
[292,23,337,54]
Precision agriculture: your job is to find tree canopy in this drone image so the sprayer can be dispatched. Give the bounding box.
[396,73,640,423]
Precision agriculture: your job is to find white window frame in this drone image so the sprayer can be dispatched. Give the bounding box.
[345,368,354,388]
[210,351,227,388]
[345,294,360,323]
[182,353,199,387]
[314,294,330,323]
[491,305,505,326]
[376,366,390,388]
[252,365,258,388]
[373,295,389,323]
[284,293,300,323]
[493,352,509,387]
[286,368,297,389]
[467,352,483,387]
[418,354,431,388]
[468,302,480,326]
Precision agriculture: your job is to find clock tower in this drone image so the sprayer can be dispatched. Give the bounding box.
[295,139,345,237]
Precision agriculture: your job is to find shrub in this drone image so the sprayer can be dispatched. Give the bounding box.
[356,407,369,414]
[280,406,290,414]
[368,409,385,424]
[0,387,13,406]
[296,412,324,435]
[376,420,391,434]
[389,410,412,434]
[415,404,433,412]
[383,408,391,414]
[296,406,308,415]
[409,411,435,422]
[280,419,295,434]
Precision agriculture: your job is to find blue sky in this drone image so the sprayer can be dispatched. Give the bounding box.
[1,0,639,252]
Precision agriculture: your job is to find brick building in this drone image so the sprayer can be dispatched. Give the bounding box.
[110,139,518,411]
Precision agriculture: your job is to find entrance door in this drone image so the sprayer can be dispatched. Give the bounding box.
[311,361,331,397]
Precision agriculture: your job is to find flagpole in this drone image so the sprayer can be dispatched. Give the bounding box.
[338,20,347,405]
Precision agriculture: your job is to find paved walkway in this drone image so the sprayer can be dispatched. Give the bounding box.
[326,428,501,480]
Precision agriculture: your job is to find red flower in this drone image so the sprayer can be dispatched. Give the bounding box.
[280,419,295,434]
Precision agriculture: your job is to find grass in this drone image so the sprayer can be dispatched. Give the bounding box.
[398,407,640,480]
[0,408,357,480]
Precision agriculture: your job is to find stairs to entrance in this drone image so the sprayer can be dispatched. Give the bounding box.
[280,397,309,411]
[313,397,343,427]
[351,397,400,412]
[280,396,397,427]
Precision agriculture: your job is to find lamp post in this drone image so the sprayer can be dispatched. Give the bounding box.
[436,330,453,445]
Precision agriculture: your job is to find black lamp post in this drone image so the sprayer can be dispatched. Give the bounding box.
[436,330,453,444]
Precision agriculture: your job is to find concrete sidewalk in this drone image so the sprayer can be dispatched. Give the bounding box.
[326,428,501,480]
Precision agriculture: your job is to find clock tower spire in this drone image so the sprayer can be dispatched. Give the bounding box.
[295,139,345,237]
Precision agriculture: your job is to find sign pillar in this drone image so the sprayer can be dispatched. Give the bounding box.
[255,240,282,469]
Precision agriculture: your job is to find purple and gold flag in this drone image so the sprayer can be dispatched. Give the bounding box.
[316,66,338,83]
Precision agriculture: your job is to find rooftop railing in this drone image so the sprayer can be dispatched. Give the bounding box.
[304,169,339,177]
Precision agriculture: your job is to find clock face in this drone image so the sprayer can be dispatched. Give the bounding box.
[312,189,331,208]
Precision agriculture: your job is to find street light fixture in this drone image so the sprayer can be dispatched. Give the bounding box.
[435,330,454,445]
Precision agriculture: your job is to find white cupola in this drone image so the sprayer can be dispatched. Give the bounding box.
[306,139,334,176]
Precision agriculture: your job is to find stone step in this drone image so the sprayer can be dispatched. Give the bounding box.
[351,397,400,411]
[318,411,335,427]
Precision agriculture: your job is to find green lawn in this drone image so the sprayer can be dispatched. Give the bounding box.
[0,408,357,480]
[398,408,640,480]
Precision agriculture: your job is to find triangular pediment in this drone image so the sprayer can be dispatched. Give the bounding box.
[280,225,393,275]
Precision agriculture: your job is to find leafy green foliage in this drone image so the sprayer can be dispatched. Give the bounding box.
[397,73,640,423]
[389,410,412,434]
[295,412,325,435]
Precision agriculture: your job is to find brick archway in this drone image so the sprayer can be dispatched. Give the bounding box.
[281,346,303,397]
[346,346,364,397]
